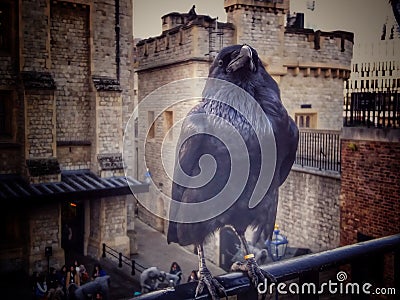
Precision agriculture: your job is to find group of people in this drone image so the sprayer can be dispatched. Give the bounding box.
[31,259,107,300]
[138,261,200,295]
[169,262,199,284]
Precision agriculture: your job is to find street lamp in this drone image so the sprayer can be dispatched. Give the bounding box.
[265,224,288,261]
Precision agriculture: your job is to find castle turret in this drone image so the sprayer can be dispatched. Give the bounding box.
[224,0,290,67]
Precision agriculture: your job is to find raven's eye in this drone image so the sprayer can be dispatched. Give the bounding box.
[218,60,223,67]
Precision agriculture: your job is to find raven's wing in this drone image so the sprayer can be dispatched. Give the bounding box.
[255,78,299,186]
[251,73,298,246]
[167,104,231,246]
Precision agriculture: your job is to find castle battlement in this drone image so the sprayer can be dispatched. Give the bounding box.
[224,0,290,14]
[136,14,234,71]
[136,10,353,80]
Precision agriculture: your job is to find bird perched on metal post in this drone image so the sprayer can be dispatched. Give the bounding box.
[167,44,299,299]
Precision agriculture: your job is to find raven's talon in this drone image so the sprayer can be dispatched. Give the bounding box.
[195,268,226,300]
[231,258,267,290]
[262,268,277,284]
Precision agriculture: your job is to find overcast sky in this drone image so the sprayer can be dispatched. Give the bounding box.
[133,0,396,44]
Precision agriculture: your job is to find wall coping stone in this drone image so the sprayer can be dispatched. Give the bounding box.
[292,165,341,180]
[342,127,400,143]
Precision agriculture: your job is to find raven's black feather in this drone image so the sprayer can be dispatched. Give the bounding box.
[167,44,298,247]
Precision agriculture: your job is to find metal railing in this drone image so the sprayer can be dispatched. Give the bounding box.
[344,91,400,128]
[295,129,341,173]
[132,234,400,299]
[102,243,147,275]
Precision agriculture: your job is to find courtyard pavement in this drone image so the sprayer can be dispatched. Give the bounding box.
[89,218,226,299]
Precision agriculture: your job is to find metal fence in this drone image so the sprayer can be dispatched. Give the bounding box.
[102,243,147,275]
[344,91,400,128]
[295,129,341,173]
[132,234,400,299]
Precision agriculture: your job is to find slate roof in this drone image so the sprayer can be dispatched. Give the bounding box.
[0,170,148,202]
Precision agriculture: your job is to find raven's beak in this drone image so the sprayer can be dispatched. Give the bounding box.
[226,44,256,73]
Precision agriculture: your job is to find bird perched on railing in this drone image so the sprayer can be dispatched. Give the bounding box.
[167,44,299,299]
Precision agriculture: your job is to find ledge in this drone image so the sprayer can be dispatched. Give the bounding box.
[21,71,56,90]
[341,127,400,143]
[57,140,92,146]
[292,165,341,180]
[92,76,122,92]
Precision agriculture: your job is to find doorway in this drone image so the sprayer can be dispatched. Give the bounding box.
[61,200,84,263]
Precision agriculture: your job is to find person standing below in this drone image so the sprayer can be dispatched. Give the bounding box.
[61,223,73,263]
[66,264,80,296]
[187,270,199,283]
[91,263,106,280]
[169,262,182,285]
[57,265,68,295]
[34,272,48,300]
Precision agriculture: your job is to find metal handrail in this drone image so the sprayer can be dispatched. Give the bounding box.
[132,234,400,299]
[102,243,147,275]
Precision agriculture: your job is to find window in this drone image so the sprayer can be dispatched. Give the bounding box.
[164,111,173,141]
[0,91,12,139]
[295,113,317,129]
[0,2,12,53]
[147,111,155,139]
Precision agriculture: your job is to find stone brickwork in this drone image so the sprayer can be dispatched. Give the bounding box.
[280,75,345,130]
[51,2,91,143]
[226,2,287,68]
[0,0,136,274]
[0,147,20,174]
[28,203,64,274]
[25,92,56,158]
[97,92,123,155]
[340,128,400,246]
[276,167,341,252]
[57,145,91,170]
[0,56,16,86]
[20,0,50,72]
[137,17,234,71]
[87,195,130,258]
[91,0,117,77]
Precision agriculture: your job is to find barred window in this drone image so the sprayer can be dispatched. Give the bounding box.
[0,91,12,138]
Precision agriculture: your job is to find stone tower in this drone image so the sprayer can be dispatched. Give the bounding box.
[224,0,290,70]
[223,0,353,130]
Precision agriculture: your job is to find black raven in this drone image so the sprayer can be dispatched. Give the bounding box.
[167,44,298,299]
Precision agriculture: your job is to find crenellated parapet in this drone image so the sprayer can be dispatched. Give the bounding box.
[282,29,354,80]
[224,0,290,14]
[136,14,235,71]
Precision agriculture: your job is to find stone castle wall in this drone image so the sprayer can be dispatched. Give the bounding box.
[280,75,345,130]
[0,0,135,273]
[87,195,131,258]
[25,92,56,158]
[51,3,91,143]
[276,168,341,252]
[137,18,235,72]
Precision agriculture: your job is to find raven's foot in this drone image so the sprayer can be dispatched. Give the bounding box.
[195,267,227,300]
[231,255,276,288]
